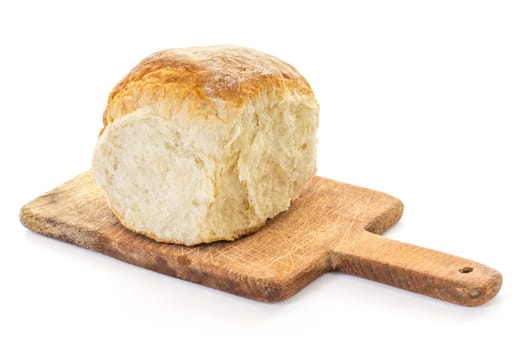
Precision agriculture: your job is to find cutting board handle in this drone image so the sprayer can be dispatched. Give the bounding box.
[331,231,502,306]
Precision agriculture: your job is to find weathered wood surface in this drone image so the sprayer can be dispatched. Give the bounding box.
[20,171,502,305]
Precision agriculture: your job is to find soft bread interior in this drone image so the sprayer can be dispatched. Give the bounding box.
[93,113,215,244]
[93,90,318,245]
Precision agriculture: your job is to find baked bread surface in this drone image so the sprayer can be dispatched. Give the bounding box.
[93,46,319,245]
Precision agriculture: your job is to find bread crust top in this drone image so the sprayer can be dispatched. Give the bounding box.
[103,45,315,127]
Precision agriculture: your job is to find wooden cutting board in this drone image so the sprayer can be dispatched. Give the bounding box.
[20,171,502,306]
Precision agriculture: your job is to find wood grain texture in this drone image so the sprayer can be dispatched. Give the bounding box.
[20,171,502,305]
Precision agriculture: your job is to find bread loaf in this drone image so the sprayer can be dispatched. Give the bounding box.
[92,46,319,245]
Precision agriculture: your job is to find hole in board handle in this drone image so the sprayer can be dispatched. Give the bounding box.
[459,266,474,273]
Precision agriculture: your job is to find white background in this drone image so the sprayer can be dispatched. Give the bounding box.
[1,0,523,348]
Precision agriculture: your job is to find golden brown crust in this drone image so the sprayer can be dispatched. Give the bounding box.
[102,45,315,127]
